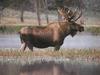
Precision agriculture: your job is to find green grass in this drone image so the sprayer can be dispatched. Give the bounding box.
[0,26,23,34]
[86,27,100,35]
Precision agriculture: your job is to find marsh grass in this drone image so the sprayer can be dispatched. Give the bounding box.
[0,26,23,34]
[0,49,100,62]
[86,27,100,35]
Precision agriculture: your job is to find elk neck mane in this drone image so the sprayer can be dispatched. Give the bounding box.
[48,21,71,37]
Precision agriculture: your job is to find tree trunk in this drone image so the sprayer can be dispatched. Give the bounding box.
[35,0,41,26]
[0,10,2,24]
[44,0,49,24]
[20,8,24,22]
[0,7,5,24]
[20,2,24,22]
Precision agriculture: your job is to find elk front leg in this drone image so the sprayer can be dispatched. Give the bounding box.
[20,43,26,51]
[27,44,33,51]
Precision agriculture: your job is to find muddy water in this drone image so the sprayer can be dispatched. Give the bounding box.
[0,33,100,49]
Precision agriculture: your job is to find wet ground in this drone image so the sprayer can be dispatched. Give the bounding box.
[0,32,100,49]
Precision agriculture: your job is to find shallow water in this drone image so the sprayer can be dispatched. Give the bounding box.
[0,58,100,75]
[0,33,100,49]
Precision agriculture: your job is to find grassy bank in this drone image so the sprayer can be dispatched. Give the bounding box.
[0,26,100,35]
[0,49,100,62]
[85,27,100,35]
[0,26,23,34]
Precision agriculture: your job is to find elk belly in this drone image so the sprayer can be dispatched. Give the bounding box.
[31,33,54,48]
[32,38,53,48]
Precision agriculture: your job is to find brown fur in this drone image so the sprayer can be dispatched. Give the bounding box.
[19,21,84,51]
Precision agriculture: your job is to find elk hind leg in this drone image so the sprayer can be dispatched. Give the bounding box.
[20,43,27,51]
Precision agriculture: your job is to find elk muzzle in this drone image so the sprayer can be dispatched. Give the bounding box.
[79,26,84,32]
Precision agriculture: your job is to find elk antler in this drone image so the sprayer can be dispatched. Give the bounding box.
[57,7,82,22]
[67,7,82,21]
[57,7,70,21]
[74,9,82,21]
[68,8,78,21]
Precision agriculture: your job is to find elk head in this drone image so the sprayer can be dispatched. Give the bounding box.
[58,7,84,37]
[69,21,84,37]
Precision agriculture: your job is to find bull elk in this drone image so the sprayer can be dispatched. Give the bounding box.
[19,7,84,51]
